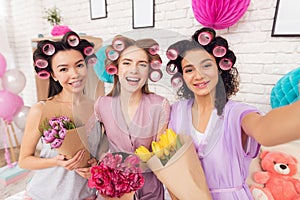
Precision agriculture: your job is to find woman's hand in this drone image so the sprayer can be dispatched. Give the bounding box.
[55,149,85,170]
[75,157,98,179]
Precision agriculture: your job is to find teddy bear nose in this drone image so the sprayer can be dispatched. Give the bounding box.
[280,164,287,170]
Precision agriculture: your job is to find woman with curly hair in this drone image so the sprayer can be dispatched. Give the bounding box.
[166,27,300,199]
[19,31,101,200]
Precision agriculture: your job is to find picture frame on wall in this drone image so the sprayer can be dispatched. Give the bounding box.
[272,0,300,36]
[132,0,154,29]
[90,0,107,20]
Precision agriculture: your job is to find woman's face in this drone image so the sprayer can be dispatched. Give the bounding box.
[51,49,87,94]
[181,49,219,97]
[117,46,149,94]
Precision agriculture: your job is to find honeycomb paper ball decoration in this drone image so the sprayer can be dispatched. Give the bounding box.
[270,68,300,109]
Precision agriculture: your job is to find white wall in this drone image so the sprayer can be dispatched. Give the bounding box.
[3,0,300,112]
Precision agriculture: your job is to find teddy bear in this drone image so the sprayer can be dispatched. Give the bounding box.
[250,151,300,200]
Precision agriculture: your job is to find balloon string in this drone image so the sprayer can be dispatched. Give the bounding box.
[1,119,13,168]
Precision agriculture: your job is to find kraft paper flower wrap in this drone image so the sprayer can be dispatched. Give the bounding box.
[40,116,90,167]
[135,129,212,200]
[88,152,144,200]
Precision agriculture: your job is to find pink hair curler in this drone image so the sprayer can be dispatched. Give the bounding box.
[37,70,50,79]
[219,58,233,70]
[42,43,55,56]
[149,44,160,55]
[84,46,94,56]
[106,65,118,75]
[166,63,178,75]
[198,31,213,45]
[171,74,183,89]
[149,69,163,82]
[150,60,162,70]
[112,39,125,52]
[213,46,227,57]
[35,59,48,69]
[67,34,80,47]
[87,57,98,66]
[106,50,119,61]
[166,49,178,60]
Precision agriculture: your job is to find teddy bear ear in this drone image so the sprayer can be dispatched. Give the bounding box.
[292,155,298,164]
[260,151,270,159]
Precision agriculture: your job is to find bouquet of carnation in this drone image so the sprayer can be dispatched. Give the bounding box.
[135,129,212,200]
[40,116,90,167]
[88,152,144,200]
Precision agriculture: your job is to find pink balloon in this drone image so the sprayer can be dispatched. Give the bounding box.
[0,52,7,78]
[0,90,24,123]
[192,0,250,30]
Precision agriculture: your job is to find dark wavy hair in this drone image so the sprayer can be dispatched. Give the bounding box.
[166,28,239,115]
[33,31,96,99]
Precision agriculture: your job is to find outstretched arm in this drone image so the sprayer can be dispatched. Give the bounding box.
[242,100,300,146]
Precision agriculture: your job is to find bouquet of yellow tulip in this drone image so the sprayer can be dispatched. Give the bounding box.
[135,129,181,165]
[135,129,212,200]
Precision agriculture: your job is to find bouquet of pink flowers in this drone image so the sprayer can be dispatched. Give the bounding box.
[88,152,144,199]
[40,116,75,148]
[40,116,90,167]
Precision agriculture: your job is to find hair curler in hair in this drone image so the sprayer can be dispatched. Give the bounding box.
[166,62,178,75]
[106,65,118,75]
[84,46,94,56]
[35,58,48,69]
[212,37,228,57]
[171,73,183,89]
[150,60,162,70]
[149,44,160,55]
[37,70,50,79]
[219,50,236,70]
[42,43,55,56]
[149,69,163,82]
[112,39,125,52]
[65,32,80,47]
[106,49,119,61]
[166,49,178,60]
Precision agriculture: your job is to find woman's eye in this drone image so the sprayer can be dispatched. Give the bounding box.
[203,63,212,69]
[122,61,130,65]
[139,63,148,68]
[184,68,193,73]
[59,68,67,72]
[77,63,85,68]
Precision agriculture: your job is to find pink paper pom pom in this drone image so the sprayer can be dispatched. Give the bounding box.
[51,25,72,36]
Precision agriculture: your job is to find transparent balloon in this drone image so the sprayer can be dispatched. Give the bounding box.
[13,105,30,130]
[1,68,26,94]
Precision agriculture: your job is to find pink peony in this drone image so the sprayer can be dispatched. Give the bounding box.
[88,153,145,198]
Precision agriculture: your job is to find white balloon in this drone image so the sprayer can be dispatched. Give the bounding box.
[1,69,26,94]
[13,105,30,130]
